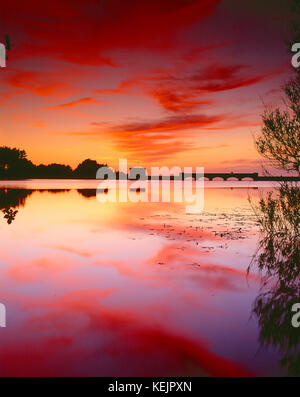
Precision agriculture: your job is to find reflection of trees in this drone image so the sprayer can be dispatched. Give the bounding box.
[253,183,299,281]
[2,208,18,224]
[39,189,70,195]
[0,188,32,209]
[0,188,33,224]
[251,182,300,375]
[77,189,109,198]
[0,188,70,224]
[77,189,96,199]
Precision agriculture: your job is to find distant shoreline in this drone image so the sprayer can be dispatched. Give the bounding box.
[0,174,299,182]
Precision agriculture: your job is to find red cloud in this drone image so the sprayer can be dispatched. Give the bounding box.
[192,64,269,92]
[1,0,220,66]
[95,62,281,115]
[6,70,73,97]
[64,107,247,161]
[147,64,282,112]
[112,113,224,134]
[150,89,213,113]
[66,113,226,160]
[50,97,102,109]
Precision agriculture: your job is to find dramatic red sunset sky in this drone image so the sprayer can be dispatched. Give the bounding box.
[0,0,294,171]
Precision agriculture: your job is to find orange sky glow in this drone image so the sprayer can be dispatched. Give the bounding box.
[0,0,293,172]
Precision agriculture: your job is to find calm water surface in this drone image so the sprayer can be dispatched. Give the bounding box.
[0,181,287,376]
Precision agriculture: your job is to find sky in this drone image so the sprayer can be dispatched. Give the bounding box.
[0,0,295,172]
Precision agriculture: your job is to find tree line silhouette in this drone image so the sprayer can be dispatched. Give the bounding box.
[0,146,107,179]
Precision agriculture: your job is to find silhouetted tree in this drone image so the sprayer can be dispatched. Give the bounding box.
[0,146,34,179]
[34,163,73,179]
[0,147,110,179]
[0,146,26,162]
[255,1,300,175]
[250,3,300,374]
[74,159,106,179]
